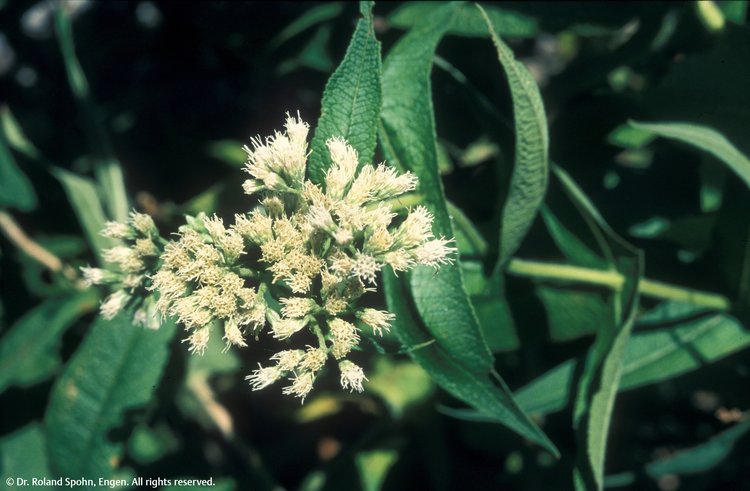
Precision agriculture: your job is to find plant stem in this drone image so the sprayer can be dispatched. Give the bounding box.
[0,210,79,283]
[507,258,731,310]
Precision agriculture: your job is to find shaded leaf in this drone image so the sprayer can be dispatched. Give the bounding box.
[0,290,97,393]
[51,167,113,262]
[45,313,176,480]
[0,423,53,490]
[308,1,381,185]
[389,2,539,38]
[55,6,129,222]
[356,449,398,491]
[646,420,750,478]
[514,303,750,417]
[0,124,36,211]
[546,167,642,491]
[629,121,750,192]
[269,2,344,50]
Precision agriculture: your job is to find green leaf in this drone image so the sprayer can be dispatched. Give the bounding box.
[268,2,345,50]
[0,123,37,211]
[307,1,381,185]
[629,121,750,192]
[0,423,53,489]
[644,24,750,156]
[478,5,549,269]
[379,2,555,454]
[646,420,750,478]
[548,167,642,491]
[51,167,113,262]
[0,291,97,393]
[356,449,398,491]
[383,270,558,456]
[513,303,750,417]
[55,6,129,222]
[45,313,176,480]
[537,286,610,342]
[206,140,246,168]
[366,357,434,418]
[389,2,539,38]
[380,2,492,373]
[1,105,42,160]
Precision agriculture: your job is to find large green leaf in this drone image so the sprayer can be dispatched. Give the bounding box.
[629,121,750,192]
[0,124,36,211]
[307,1,382,185]
[0,423,53,490]
[389,2,539,38]
[51,167,113,262]
[379,3,555,454]
[45,313,176,480]
[380,2,493,374]
[0,291,97,393]
[478,5,549,269]
[646,420,750,478]
[383,270,557,455]
[55,6,129,222]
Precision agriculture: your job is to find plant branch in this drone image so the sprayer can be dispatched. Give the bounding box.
[507,258,731,310]
[0,210,79,283]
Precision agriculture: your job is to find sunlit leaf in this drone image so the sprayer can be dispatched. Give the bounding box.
[308,1,381,185]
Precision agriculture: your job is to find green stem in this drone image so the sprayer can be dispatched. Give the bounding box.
[310,320,328,351]
[507,258,731,310]
[639,278,730,310]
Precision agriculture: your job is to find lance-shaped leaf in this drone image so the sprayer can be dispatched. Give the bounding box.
[308,1,382,185]
[45,313,176,480]
[379,3,556,455]
[478,5,549,269]
[629,121,750,192]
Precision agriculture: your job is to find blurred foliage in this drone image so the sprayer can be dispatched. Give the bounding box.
[1,1,750,490]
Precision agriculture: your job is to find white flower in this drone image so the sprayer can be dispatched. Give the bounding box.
[185,326,211,355]
[395,206,433,248]
[101,221,133,239]
[280,297,317,319]
[271,317,308,340]
[339,360,367,392]
[130,212,157,236]
[80,266,110,286]
[351,253,381,284]
[246,364,282,390]
[282,371,315,402]
[223,318,247,351]
[329,318,360,359]
[299,347,327,372]
[101,290,130,320]
[411,237,456,266]
[324,137,359,200]
[270,349,305,372]
[357,308,394,336]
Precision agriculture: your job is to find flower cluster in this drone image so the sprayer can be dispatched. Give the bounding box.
[82,211,163,328]
[84,113,455,402]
